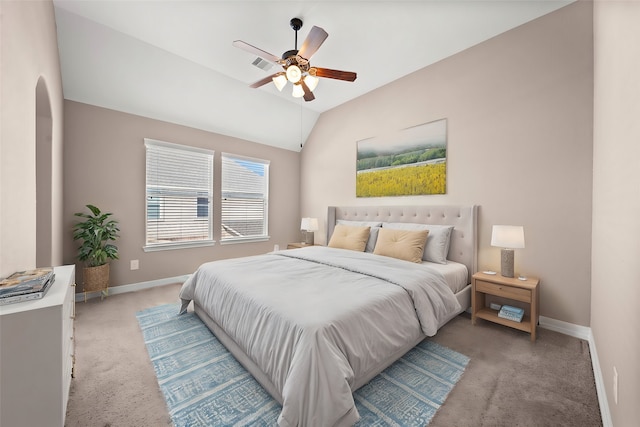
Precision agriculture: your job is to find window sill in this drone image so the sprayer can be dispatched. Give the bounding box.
[143,240,216,252]
[220,236,270,245]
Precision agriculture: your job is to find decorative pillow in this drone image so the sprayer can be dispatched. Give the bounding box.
[373,228,430,263]
[336,220,383,252]
[382,223,454,264]
[328,224,371,252]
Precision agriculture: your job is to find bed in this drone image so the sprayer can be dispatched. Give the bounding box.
[179,205,477,427]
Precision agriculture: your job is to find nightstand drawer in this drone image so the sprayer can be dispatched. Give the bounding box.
[476,280,531,302]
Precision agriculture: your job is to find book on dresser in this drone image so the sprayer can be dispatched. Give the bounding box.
[498,305,525,322]
[0,268,55,305]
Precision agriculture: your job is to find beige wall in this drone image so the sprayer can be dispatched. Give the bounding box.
[592,1,640,424]
[63,101,301,290]
[301,2,593,326]
[0,0,65,277]
[5,0,637,420]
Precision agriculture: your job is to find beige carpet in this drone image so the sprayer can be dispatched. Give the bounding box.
[65,284,602,427]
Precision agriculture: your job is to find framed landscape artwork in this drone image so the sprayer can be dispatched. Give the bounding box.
[356,118,447,197]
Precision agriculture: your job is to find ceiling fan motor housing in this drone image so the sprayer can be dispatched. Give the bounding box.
[282,49,299,60]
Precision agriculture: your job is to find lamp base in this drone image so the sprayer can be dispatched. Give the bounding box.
[304,231,315,245]
[500,248,515,278]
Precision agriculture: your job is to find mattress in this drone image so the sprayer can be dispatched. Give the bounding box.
[424,260,469,293]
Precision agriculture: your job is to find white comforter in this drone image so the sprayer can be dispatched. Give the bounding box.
[178,246,461,427]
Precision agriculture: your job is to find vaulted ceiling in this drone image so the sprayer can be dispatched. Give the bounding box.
[53,0,573,152]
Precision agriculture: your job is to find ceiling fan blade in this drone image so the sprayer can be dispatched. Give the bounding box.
[232,40,281,64]
[298,26,328,59]
[249,73,281,88]
[300,80,315,102]
[314,67,357,82]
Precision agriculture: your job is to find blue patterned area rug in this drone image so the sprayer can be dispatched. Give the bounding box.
[136,303,469,427]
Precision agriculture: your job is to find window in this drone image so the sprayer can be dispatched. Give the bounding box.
[221,153,270,242]
[196,197,208,218]
[145,139,214,250]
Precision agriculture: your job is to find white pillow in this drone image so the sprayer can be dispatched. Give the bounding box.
[336,220,383,252]
[382,223,454,264]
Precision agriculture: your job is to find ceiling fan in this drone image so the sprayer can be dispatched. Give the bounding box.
[233,18,357,102]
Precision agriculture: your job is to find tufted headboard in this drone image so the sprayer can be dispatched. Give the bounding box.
[327,205,478,283]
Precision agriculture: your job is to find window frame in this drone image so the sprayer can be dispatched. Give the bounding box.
[143,138,215,252]
[220,152,270,244]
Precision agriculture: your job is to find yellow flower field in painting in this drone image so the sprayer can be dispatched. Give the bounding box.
[356,163,446,197]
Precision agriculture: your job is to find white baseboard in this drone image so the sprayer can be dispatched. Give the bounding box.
[539,315,591,340]
[75,274,190,302]
[539,316,612,427]
[586,329,613,427]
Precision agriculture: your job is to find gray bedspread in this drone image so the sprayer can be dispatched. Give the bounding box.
[178,246,461,427]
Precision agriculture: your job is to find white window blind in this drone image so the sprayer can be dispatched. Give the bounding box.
[145,139,214,250]
[221,153,269,242]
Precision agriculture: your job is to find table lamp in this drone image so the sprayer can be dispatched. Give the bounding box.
[491,225,525,278]
[300,218,319,245]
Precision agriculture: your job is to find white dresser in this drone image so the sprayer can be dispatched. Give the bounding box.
[0,265,76,427]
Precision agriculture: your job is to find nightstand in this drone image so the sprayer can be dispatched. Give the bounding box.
[286,242,317,249]
[471,272,540,341]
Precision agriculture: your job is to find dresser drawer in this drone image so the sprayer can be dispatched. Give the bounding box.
[0,265,76,427]
[475,280,531,302]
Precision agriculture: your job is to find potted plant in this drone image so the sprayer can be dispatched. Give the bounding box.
[73,204,120,297]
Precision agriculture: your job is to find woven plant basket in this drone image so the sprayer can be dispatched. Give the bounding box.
[83,263,109,293]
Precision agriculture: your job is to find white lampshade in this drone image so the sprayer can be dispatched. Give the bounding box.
[292,83,305,98]
[286,65,302,83]
[272,74,287,91]
[491,225,525,278]
[300,217,319,231]
[491,225,525,249]
[304,74,319,92]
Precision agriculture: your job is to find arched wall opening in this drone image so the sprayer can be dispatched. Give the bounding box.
[36,76,53,268]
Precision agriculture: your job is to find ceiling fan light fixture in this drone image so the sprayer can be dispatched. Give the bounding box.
[292,83,305,98]
[272,74,287,91]
[304,74,319,92]
[286,65,302,83]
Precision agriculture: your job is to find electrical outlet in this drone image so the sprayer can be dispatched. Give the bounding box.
[613,366,618,404]
[130,260,139,270]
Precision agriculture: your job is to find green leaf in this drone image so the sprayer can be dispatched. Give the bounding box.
[73,204,120,267]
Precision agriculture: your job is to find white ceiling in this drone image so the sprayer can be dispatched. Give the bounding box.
[53,0,573,152]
